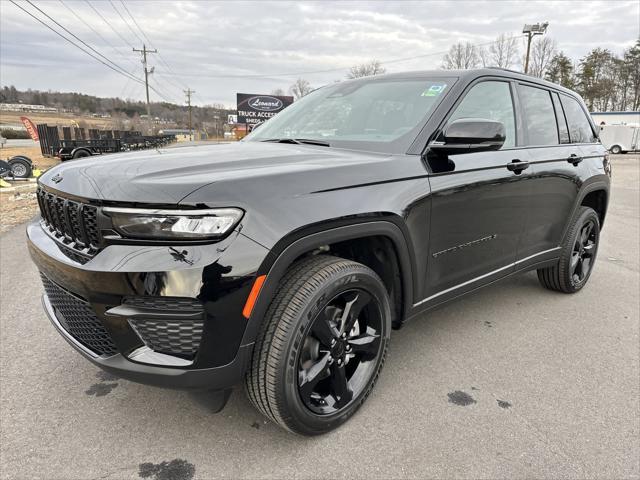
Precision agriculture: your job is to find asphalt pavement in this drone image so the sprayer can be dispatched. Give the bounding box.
[1,155,638,480]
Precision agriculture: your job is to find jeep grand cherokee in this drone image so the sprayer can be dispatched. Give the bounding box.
[29,69,610,435]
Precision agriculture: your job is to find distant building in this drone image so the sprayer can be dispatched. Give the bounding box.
[591,111,640,127]
[158,128,205,142]
[0,103,58,113]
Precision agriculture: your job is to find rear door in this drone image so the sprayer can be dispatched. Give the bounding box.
[516,84,598,264]
[422,79,532,305]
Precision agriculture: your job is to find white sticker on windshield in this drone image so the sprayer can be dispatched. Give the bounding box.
[422,84,447,97]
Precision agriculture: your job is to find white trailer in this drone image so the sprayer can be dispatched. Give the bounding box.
[599,124,640,154]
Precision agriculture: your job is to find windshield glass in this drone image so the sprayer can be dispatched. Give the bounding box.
[245,76,455,153]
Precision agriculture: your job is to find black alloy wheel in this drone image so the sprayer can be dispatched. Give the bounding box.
[570,219,597,285]
[245,255,391,435]
[298,288,383,415]
[537,206,601,293]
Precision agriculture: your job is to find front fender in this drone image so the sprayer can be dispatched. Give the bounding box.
[239,219,416,347]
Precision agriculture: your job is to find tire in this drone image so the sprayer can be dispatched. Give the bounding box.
[8,157,32,178]
[537,206,600,293]
[245,255,391,435]
[72,150,91,159]
[610,145,622,155]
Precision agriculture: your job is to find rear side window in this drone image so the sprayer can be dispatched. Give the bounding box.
[552,93,570,144]
[519,85,559,146]
[449,81,515,148]
[560,95,597,143]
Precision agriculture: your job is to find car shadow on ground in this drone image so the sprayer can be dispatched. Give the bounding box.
[86,269,550,444]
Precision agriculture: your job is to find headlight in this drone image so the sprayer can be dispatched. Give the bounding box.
[103,207,243,240]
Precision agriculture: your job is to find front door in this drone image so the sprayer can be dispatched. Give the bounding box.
[421,79,532,306]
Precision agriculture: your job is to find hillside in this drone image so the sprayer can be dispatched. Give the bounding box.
[1,86,233,131]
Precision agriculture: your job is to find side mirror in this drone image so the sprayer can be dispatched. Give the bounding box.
[429,118,506,155]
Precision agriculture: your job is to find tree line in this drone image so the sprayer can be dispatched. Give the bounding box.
[0,86,233,132]
[441,35,640,111]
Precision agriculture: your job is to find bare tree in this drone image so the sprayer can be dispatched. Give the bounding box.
[289,78,313,100]
[442,42,480,69]
[488,34,519,69]
[528,37,557,77]
[346,60,386,79]
[270,88,285,96]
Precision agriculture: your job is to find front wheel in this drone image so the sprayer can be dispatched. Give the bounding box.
[537,206,600,293]
[245,255,391,435]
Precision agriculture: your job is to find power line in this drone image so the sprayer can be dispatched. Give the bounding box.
[118,0,190,93]
[95,0,186,101]
[10,0,145,86]
[149,77,178,104]
[108,0,143,46]
[58,0,138,73]
[12,0,182,108]
[25,0,142,83]
[84,0,135,50]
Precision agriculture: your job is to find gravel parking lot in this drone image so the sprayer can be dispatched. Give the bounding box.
[1,155,638,480]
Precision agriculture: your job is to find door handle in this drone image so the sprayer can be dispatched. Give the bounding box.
[506,159,529,174]
[567,153,583,165]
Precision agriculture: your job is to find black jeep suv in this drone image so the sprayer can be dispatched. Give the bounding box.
[29,69,610,435]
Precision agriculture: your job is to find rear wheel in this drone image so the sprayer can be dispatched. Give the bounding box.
[610,145,622,154]
[537,207,600,293]
[72,150,91,159]
[245,255,391,435]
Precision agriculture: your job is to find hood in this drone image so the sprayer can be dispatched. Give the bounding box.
[38,142,423,205]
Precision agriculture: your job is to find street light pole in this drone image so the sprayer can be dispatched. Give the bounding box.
[522,22,549,74]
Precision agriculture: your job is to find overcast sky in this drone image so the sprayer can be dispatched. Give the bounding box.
[1,0,638,108]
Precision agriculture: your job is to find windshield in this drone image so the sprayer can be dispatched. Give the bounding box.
[245,76,455,153]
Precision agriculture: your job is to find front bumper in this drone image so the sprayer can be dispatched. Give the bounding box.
[28,217,269,391]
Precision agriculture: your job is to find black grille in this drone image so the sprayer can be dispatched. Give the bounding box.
[40,273,118,357]
[124,297,204,358]
[129,319,204,357]
[123,297,203,311]
[37,187,101,253]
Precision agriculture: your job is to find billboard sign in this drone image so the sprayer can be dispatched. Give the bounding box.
[236,93,293,125]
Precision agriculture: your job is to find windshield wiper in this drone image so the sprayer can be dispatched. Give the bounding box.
[260,138,330,147]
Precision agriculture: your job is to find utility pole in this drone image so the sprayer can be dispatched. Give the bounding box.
[522,22,549,74]
[133,44,157,134]
[184,88,195,141]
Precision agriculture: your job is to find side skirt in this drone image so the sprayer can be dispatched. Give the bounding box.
[404,255,560,323]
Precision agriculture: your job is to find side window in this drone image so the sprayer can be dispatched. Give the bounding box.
[449,81,515,148]
[560,95,597,143]
[519,85,559,145]
[552,92,570,144]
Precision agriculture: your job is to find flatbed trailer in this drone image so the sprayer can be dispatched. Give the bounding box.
[36,124,176,160]
[57,138,123,160]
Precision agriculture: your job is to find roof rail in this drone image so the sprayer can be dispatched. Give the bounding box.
[486,67,526,75]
